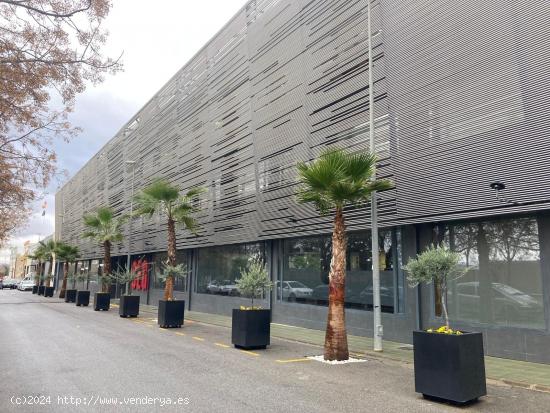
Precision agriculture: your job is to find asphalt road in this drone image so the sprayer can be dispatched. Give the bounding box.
[1,289,549,413]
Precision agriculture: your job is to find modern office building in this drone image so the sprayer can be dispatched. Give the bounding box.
[55,0,550,363]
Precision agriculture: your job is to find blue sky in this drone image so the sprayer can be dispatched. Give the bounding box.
[0,0,247,263]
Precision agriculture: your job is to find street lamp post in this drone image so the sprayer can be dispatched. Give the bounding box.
[125,160,137,296]
[368,1,383,352]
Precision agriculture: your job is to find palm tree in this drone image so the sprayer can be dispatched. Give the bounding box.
[82,207,125,293]
[296,149,392,361]
[28,243,48,287]
[57,243,80,298]
[39,239,60,287]
[134,179,203,300]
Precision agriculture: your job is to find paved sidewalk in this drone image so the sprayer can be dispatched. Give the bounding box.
[129,302,550,392]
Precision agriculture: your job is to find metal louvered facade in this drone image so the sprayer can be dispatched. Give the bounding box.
[55,0,550,363]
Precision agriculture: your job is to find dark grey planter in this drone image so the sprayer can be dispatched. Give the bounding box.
[65,289,77,303]
[119,295,140,318]
[232,309,271,350]
[158,300,185,328]
[44,286,55,297]
[32,285,38,294]
[94,292,111,311]
[413,330,486,404]
[76,290,90,307]
[37,285,45,295]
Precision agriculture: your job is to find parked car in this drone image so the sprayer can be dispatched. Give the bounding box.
[206,280,223,294]
[2,278,18,289]
[277,281,313,301]
[449,281,543,322]
[219,280,239,296]
[311,284,358,306]
[359,285,395,309]
[18,277,35,291]
[0,279,3,289]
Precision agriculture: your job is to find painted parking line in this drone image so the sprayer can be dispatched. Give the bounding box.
[175,332,186,336]
[275,358,312,364]
[215,342,230,348]
[111,304,119,308]
[192,336,205,342]
[239,350,260,357]
[133,319,154,325]
[133,320,154,328]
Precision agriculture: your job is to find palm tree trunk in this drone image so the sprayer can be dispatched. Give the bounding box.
[46,258,53,287]
[35,261,41,286]
[59,262,69,298]
[164,217,176,301]
[324,207,349,361]
[103,240,111,293]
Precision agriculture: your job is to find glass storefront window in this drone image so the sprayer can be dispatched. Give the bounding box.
[196,243,265,295]
[279,229,402,313]
[75,260,90,289]
[150,250,188,292]
[436,216,545,329]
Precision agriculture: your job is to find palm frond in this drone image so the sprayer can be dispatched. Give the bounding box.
[97,207,113,223]
[133,192,158,217]
[297,190,332,215]
[82,206,125,245]
[184,186,206,199]
[343,152,377,182]
[142,179,180,203]
[83,214,101,228]
[295,148,393,214]
[178,215,199,234]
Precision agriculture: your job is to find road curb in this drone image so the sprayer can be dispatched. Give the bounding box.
[133,304,550,394]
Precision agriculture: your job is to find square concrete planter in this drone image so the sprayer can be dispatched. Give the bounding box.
[413,330,486,404]
[75,290,90,307]
[44,287,55,297]
[32,285,38,294]
[64,289,77,303]
[231,309,271,350]
[119,295,140,318]
[158,300,185,328]
[37,285,45,295]
[94,292,111,311]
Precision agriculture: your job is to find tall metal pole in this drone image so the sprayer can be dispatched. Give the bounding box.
[368,0,383,352]
[125,161,136,295]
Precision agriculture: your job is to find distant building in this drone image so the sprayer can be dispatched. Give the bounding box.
[8,246,17,278]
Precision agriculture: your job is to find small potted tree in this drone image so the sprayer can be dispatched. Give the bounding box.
[43,274,55,297]
[232,259,273,350]
[157,262,187,328]
[64,275,77,303]
[404,245,486,404]
[94,273,112,311]
[111,267,142,317]
[32,273,40,294]
[75,273,90,307]
[37,275,46,295]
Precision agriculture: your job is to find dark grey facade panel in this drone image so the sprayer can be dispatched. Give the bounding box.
[381,0,550,226]
[56,0,550,259]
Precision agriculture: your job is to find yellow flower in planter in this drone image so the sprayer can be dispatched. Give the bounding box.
[428,325,462,335]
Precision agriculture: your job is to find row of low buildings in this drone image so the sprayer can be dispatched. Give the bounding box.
[8,241,39,280]
[54,0,550,364]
